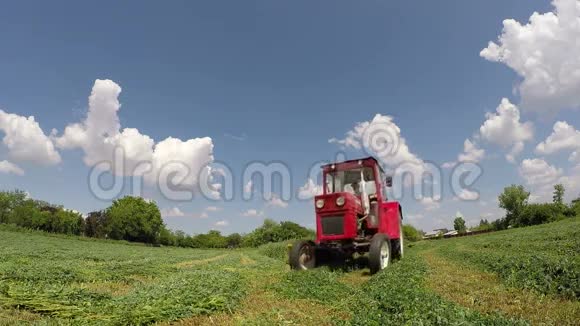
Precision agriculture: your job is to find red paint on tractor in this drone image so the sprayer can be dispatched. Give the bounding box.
[289,156,404,274]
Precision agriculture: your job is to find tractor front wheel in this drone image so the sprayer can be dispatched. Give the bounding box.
[368,233,391,274]
[289,240,316,270]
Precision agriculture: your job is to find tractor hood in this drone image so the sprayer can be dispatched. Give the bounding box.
[314,192,363,214]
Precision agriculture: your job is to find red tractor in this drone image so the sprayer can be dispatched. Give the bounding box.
[289,157,404,274]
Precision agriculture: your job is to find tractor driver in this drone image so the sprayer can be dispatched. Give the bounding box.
[351,182,361,196]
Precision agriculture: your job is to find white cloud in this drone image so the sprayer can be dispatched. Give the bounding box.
[161,207,185,217]
[267,194,288,208]
[441,161,456,169]
[205,206,220,212]
[199,212,209,219]
[0,110,61,165]
[479,98,533,162]
[518,158,570,202]
[242,209,263,217]
[54,79,215,189]
[406,213,424,221]
[214,220,229,227]
[244,180,253,194]
[458,139,485,163]
[519,158,563,186]
[420,197,440,211]
[570,151,580,163]
[329,114,427,178]
[455,189,480,201]
[0,160,24,176]
[535,121,580,155]
[481,0,580,113]
[297,178,322,200]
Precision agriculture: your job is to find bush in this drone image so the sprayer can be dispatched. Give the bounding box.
[105,196,164,244]
[242,219,314,247]
[517,203,565,227]
[402,224,422,242]
[257,241,290,261]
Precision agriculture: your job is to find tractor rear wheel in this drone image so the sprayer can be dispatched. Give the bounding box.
[369,233,391,274]
[289,240,316,270]
[392,219,404,260]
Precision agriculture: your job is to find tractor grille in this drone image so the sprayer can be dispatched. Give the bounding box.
[321,215,344,236]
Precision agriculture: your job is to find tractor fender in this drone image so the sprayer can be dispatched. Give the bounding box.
[381,201,402,240]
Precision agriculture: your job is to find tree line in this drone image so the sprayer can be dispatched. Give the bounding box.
[0,190,313,248]
[473,183,579,231]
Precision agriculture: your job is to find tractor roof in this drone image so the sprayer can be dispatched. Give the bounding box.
[321,156,384,173]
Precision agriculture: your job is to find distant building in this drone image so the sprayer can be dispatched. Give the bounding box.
[423,228,449,239]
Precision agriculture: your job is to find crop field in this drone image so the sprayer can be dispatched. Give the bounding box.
[1,218,579,325]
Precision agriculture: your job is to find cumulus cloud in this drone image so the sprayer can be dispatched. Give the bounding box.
[519,158,563,186]
[0,160,25,176]
[214,220,229,227]
[479,98,533,162]
[161,207,185,217]
[441,161,455,169]
[329,114,427,178]
[454,189,480,201]
[420,197,440,211]
[205,206,221,212]
[54,79,215,190]
[242,209,263,217]
[481,0,580,113]
[297,178,322,200]
[517,158,576,202]
[535,121,580,157]
[458,139,485,163]
[267,194,288,208]
[0,110,61,165]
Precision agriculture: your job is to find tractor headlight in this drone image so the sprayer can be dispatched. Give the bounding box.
[316,199,325,209]
[336,196,345,206]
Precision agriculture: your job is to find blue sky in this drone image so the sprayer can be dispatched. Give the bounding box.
[1,0,579,233]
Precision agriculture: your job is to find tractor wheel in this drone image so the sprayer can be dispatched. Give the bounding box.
[289,240,316,270]
[368,233,391,274]
[392,219,404,260]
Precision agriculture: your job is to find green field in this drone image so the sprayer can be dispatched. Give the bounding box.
[1,218,579,325]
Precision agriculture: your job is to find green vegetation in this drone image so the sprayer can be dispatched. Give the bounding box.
[242,219,315,247]
[1,218,578,325]
[453,215,466,233]
[492,184,577,230]
[0,190,314,249]
[402,224,422,242]
[421,217,580,300]
[0,227,245,325]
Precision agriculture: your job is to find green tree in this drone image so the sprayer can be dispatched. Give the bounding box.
[473,219,491,231]
[572,197,580,216]
[498,185,530,226]
[0,190,28,223]
[158,227,177,246]
[453,216,466,233]
[553,184,565,205]
[105,196,164,243]
[85,211,109,238]
[226,233,242,248]
[242,219,314,247]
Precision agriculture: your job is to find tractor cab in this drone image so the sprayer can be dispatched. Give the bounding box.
[290,157,403,274]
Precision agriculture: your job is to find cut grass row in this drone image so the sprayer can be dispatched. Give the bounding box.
[418,217,580,300]
[0,229,247,325]
[271,251,527,325]
[1,218,579,325]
